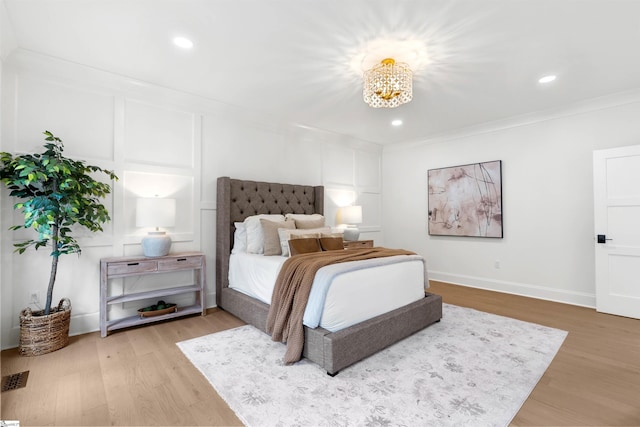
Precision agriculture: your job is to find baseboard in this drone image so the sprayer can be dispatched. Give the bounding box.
[429,270,596,308]
[2,276,591,351]
[2,299,220,351]
[1,312,101,351]
[69,311,100,337]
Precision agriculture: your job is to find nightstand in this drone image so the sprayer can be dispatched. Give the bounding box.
[343,240,374,249]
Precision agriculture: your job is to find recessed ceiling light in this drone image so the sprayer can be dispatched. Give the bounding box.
[173,37,194,49]
[391,119,403,126]
[538,75,556,84]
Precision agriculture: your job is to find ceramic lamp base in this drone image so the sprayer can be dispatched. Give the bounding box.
[343,227,360,241]
[141,231,172,257]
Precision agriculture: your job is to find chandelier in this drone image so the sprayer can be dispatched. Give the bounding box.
[363,58,413,108]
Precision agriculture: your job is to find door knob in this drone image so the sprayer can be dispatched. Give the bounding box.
[597,234,612,244]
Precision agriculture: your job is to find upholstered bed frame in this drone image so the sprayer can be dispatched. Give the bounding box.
[216,176,443,375]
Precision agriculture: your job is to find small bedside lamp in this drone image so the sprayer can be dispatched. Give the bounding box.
[338,205,362,241]
[136,197,176,257]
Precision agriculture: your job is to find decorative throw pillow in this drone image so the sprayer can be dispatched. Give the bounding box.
[244,214,285,254]
[231,222,247,254]
[261,218,295,256]
[278,227,332,256]
[285,214,325,230]
[285,213,323,221]
[279,232,320,257]
[288,237,322,256]
[319,236,344,251]
[293,214,325,230]
[322,231,344,239]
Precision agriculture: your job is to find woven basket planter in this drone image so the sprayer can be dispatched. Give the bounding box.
[19,298,71,356]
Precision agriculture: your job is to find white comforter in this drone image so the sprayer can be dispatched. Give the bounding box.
[229,253,426,332]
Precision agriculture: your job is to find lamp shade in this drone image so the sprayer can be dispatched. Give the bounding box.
[340,205,362,225]
[136,198,176,228]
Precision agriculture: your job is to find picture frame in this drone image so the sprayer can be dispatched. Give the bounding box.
[428,160,503,238]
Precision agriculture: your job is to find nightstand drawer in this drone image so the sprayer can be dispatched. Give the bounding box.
[158,256,203,271]
[107,260,157,275]
[343,240,374,249]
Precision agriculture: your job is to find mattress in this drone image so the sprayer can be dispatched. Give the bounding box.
[229,252,426,332]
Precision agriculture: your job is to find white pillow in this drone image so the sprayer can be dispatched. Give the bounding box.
[244,214,285,254]
[278,226,331,257]
[231,222,247,254]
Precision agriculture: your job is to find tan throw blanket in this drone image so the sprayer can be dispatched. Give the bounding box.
[266,247,416,364]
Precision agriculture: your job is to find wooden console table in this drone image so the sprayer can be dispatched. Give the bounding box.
[100,252,205,337]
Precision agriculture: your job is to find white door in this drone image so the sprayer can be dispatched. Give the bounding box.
[593,145,640,319]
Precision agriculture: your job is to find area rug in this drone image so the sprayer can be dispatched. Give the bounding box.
[177,304,567,427]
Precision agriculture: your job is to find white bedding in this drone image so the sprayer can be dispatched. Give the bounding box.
[228,252,426,332]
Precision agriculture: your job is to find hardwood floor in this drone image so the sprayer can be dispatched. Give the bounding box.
[2,282,639,426]
[428,282,640,427]
[1,308,245,426]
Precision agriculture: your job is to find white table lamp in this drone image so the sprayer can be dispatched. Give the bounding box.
[339,205,362,241]
[136,197,176,257]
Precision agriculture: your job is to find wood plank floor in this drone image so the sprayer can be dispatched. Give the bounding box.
[428,282,640,427]
[2,281,639,426]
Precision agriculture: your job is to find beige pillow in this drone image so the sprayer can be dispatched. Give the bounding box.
[261,218,295,256]
[244,214,285,254]
[288,238,322,256]
[285,214,325,230]
[285,213,324,221]
[321,231,344,238]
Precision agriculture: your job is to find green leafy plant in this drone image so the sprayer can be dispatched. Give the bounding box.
[0,131,118,315]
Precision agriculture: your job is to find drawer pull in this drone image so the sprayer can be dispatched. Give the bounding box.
[177,258,187,262]
[127,262,139,266]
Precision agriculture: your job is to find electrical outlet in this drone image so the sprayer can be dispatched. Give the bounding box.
[494,260,501,269]
[29,291,39,304]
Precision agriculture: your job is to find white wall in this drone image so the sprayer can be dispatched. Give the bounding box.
[0,50,383,349]
[383,91,640,307]
[0,0,18,352]
[0,0,16,61]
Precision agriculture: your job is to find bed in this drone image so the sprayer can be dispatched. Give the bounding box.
[215,176,443,375]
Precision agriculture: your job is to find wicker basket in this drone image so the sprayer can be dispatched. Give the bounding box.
[19,298,71,356]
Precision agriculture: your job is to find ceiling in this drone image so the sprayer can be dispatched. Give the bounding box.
[3,0,640,145]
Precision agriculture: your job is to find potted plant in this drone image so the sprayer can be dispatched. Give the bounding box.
[0,131,118,356]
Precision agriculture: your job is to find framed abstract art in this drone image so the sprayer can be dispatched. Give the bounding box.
[428,160,503,238]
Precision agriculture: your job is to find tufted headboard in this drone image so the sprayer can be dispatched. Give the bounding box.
[215,177,324,306]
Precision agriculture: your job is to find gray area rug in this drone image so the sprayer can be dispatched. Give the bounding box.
[178,303,567,427]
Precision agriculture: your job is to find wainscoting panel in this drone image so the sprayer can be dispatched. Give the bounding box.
[356,150,381,193]
[16,75,115,162]
[322,144,355,187]
[124,99,195,168]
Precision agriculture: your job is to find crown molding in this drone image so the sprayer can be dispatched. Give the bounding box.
[385,88,640,153]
